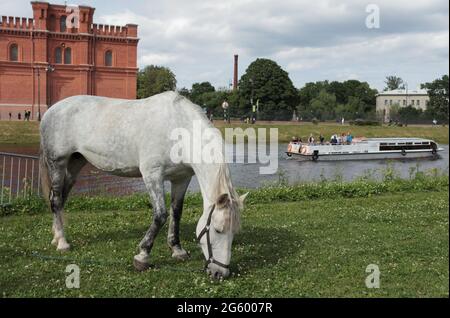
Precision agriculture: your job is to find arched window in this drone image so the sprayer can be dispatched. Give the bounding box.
[55,47,62,64]
[105,50,113,67]
[9,44,18,62]
[64,47,72,64]
[60,15,67,32]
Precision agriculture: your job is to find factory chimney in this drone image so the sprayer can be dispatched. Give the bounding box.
[233,55,239,90]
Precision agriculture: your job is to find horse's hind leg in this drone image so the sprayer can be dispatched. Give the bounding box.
[168,177,191,261]
[47,158,71,251]
[62,153,87,206]
[51,154,87,249]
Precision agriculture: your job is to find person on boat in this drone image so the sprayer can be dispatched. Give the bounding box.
[308,134,315,144]
[291,136,299,143]
[346,132,353,144]
[330,134,338,145]
[319,134,325,145]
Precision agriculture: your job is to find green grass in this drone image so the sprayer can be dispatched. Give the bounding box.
[0,121,40,145]
[0,121,448,146]
[1,191,448,298]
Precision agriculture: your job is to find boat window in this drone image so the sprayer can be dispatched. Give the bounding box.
[380,144,433,151]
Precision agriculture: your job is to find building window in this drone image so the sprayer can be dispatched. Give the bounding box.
[49,15,56,32]
[389,100,392,106]
[60,15,67,32]
[64,47,72,64]
[411,100,415,106]
[403,100,406,106]
[9,44,18,61]
[384,100,388,106]
[417,100,420,106]
[55,47,62,64]
[105,50,113,66]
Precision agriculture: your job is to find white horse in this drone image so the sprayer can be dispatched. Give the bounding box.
[39,91,247,279]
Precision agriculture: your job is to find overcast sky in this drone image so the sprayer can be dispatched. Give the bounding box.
[2,0,448,91]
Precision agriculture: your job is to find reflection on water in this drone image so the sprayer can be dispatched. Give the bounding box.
[1,143,448,194]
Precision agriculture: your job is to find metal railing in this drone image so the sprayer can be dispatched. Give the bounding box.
[0,152,40,205]
[1,152,148,206]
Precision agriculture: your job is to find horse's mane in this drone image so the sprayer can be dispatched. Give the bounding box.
[214,163,242,234]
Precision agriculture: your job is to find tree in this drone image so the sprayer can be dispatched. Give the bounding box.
[190,82,215,105]
[178,87,191,98]
[421,75,449,123]
[298,79,377,120]
[137,65,177,99]
[398,105,423,123]
[239,58,299,120]
[309,90,336,120]
[384,76,405,91]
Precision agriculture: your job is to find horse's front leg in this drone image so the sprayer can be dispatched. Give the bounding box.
[168,177,192,260]
[133,172,167,271]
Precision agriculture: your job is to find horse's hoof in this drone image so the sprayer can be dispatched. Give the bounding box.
[172,249,190,261]
[56,241,70,252]
[133,258,150,272]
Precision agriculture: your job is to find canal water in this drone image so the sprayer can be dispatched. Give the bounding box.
[1,143,448,195]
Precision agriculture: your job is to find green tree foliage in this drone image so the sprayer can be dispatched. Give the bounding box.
[310,90,336,120]
[397,105,423,123]
[298,80,377,120]
[137,65,177,99]
[178,87,191,98]
[384,76,405,91]
[239,58,299,120]
[421,75,449,122]
[190,82,215,105]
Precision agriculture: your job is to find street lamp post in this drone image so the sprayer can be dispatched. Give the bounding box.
[37,65,55,121]
[250,78,255,124]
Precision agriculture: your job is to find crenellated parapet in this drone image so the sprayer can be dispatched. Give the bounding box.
[0,16,34,30]
[91,23,138,38]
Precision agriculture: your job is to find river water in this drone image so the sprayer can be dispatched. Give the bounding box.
[1,143,448,195]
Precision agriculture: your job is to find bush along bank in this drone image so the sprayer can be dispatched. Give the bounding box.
[1,172,448,217]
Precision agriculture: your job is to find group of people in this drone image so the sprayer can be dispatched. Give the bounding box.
[2,111,33,121]
[291,132,354,145]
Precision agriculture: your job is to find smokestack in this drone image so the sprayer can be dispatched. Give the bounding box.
[233,54,239,91]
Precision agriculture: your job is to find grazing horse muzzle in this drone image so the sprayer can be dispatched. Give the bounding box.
[197,204,231,279]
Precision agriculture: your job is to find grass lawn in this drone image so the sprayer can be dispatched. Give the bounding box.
[0,191,448,298]
[0,121,448,146]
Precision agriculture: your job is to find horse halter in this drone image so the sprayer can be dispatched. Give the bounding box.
[196,204,230,270]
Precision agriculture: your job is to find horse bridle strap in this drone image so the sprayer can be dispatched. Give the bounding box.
[196,204,230,269]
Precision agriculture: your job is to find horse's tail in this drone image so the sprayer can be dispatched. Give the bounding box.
[39,146,51,206]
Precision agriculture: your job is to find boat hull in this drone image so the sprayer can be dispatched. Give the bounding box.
[286,149,443,161]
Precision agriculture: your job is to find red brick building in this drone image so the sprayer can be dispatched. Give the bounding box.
[0,1,139,120]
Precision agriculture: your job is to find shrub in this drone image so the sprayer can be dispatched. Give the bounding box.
[350,119,381,126]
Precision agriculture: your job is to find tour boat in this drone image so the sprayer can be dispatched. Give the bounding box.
[286,138,443,161]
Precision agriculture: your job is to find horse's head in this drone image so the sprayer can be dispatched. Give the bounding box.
[197,191,248,280]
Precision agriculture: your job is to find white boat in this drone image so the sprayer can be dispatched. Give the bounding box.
[286,138,443,161]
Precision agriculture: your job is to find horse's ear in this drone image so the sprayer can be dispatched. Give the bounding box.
[217,193,230,208]
[240,192,249,204]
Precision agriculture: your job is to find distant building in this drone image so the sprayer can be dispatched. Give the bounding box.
[376,89,429,122]
[0,1,139,120]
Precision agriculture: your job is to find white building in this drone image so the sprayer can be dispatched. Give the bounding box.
[376,89,430,122]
